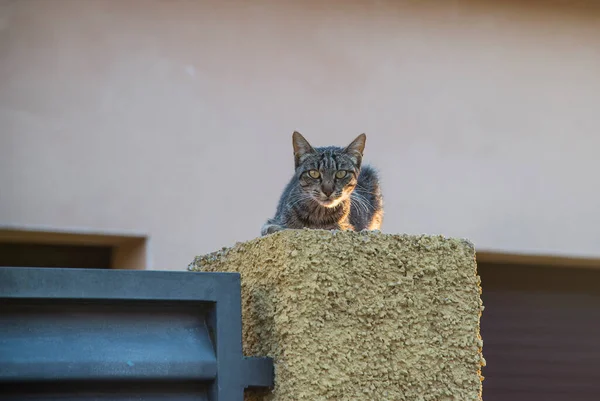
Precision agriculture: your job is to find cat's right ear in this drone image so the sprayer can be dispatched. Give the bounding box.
[292,131,315,168]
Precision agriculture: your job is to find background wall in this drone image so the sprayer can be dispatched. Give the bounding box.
[1,0,599,270]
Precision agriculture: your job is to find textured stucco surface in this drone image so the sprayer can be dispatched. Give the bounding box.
[189,229,484,401]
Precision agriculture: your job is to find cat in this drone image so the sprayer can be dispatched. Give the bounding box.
[261,131,383,236]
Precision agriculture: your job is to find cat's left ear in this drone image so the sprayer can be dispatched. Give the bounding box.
[344,133,366,164]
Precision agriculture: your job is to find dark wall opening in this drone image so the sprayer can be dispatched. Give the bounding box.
[0,229,147,269]
[479,262,600,401]
[0,242,112,269]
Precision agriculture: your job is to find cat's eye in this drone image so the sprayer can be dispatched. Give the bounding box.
[335,170,347,179]
[308,170,320,179]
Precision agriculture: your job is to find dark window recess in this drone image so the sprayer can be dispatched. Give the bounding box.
[479,262,600,401]
[0,242,111,269]
[0,267,274,401]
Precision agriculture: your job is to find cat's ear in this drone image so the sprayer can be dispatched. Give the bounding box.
[292,131,315,168]
[344,133,366,163]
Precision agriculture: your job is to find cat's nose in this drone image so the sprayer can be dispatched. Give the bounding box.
[322,188,334,197]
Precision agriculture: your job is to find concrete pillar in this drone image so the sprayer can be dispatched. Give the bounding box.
[190,229,484,401]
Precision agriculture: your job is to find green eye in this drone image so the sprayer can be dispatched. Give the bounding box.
[335,170,347,179]
[308,170,320,179]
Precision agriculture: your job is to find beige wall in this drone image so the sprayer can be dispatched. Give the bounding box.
[1,0,599,270]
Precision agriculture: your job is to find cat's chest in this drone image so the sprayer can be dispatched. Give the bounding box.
[303,220,340,230]
[294,204,350,228]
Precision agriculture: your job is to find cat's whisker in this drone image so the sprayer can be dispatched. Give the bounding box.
[350,193,368,215]
[355,183,379,196]
[287,192,314,209]
[355,191,375,207]
[351,192,373,215]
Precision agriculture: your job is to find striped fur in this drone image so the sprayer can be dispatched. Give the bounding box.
[261,131,383,236]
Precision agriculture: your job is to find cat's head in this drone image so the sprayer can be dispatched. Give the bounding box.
[292,131,366,208]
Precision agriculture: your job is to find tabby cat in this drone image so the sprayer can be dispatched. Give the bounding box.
[261,131,383,236]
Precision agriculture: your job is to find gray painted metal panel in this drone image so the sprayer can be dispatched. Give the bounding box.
[0,302,217,381]
[0,267,274,401]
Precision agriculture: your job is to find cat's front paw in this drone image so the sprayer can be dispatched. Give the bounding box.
[261,223,286,236]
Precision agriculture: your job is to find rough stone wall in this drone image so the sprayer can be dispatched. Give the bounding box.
[189,229,484,401]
